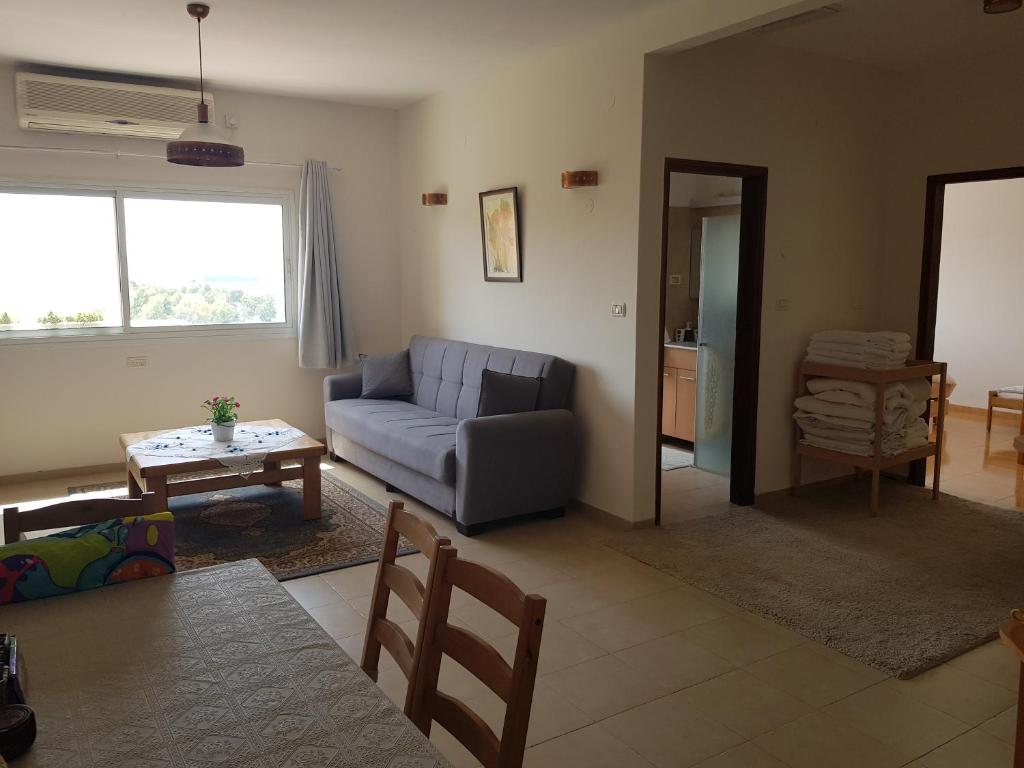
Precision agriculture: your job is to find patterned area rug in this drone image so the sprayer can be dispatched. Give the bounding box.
[69,471,411,581]
[608,479,1024,679]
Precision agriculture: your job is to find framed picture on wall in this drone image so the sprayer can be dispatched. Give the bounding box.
[479,187,522,282]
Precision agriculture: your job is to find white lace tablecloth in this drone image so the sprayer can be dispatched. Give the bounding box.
[126,424,306,478]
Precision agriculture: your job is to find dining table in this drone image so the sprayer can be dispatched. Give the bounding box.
[1,558,451,767]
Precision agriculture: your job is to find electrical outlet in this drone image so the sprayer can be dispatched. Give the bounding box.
[775,298,791,312]
[669,274,682,286]
[126,355,149,368]
[611,303,627,318]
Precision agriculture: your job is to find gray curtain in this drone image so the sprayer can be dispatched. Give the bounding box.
[298,160,346,368]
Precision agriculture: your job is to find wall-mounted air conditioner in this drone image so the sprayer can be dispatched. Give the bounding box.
[14,72,208,140]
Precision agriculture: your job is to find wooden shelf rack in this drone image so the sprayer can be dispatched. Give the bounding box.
[791,359,948,515]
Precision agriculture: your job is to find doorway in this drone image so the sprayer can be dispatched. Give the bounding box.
[655,158,767,526]
[914,165,1024,504]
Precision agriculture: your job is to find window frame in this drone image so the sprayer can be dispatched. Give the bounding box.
[0,180,297,346]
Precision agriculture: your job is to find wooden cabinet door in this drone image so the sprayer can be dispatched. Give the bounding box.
[675,370,697,442]
[662,367,677,437]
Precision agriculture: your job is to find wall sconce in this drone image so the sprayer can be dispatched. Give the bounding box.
[422,193,448,206]
[561,171,598,189]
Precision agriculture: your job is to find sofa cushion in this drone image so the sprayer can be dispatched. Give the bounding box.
[325,399,458,483]
[409,335,575,419]
[477,370,541,417]
[361,350,414,399]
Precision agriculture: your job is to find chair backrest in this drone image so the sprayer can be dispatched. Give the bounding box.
[2,493,158,544]
[361,500,451,715]
[410,547,546,768]
[408,335,575,419]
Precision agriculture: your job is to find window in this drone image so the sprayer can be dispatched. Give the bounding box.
[0,187,289,340]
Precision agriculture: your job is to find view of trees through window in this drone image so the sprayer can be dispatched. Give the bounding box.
[0,190,287,334]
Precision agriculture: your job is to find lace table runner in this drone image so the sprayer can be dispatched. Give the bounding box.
[126,424,306,478]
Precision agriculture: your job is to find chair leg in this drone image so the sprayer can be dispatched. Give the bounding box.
[988,391,995,432]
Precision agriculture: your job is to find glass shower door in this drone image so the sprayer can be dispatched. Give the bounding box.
[695,214,741,476]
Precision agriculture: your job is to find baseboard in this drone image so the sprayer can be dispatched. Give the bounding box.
[571,499,651,530]
[0,462,124,486]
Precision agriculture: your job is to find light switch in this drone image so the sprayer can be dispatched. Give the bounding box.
[669,274,682,286]
[126,356,149,368]
[775,298,791,312]
[611,303,627,318]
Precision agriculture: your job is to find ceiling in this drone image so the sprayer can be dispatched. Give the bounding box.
[754,0,1024,71]
[0,0,677,108]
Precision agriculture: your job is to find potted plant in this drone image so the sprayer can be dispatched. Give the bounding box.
[202,395,240,442]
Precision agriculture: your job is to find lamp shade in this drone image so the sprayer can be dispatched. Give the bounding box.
[167,108,244,167]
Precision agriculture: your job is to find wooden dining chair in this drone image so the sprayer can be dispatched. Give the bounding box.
[999,612,1024,768]
[409,546,547,768]
[3,492,158,544]
[361,500,451,715]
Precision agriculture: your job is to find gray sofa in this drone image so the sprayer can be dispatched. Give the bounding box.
[323,335,576,535]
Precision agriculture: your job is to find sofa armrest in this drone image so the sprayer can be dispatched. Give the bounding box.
[455,409,576,525]
[324,372,363,403]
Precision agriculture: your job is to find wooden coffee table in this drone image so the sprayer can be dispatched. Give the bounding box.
[119,418,326,519]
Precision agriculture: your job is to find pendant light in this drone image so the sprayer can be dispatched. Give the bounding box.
[167,3,244,167]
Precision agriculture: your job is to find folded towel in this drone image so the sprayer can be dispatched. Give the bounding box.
[806,346,910,363]
[805,353,908,371]
[810,330,911,349]
[794,396,923,429]
[806,378,932,405]
[809,340,913,357]
[794,410,925,438]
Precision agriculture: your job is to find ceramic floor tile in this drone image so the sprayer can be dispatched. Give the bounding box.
[614,632,735,692]
[909,726,1014,768]
[754,711,906,768]
[463,679,594,748]
[682,612,806,666]
[320,563,378,600]
[451,599,520,641]
[745,644,887,708]
[541,654,669,721]
[946,641,1020,692]
[492,619,607,676]
[305,599,368,639]
[822,682,970,761]
[531,578,619,620]
[602,691,747,768]
[691,743,792,768]
[562,587,734,653]
[523,724,653,768]
[884,664,1018,726]
[283,575,343,609]
[676,669,812,739]
[978,706,1017,744]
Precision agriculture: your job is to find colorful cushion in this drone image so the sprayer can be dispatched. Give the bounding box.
[0,513,175,605]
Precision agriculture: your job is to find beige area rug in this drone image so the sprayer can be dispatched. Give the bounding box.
[609,480,1024,678]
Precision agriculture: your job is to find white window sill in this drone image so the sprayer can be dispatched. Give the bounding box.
[0,324,297,348]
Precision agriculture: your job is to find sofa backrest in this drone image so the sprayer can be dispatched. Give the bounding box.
[408,335,575,420]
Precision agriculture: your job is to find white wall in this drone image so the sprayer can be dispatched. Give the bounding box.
[933,178,1024,409]
[879,48,1024,355]
[0,63,399,475]
[396,1,809,523]
[635,38,892,513]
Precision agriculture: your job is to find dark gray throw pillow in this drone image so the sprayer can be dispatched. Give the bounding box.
[477,369,542,417]
[361,350,414,399]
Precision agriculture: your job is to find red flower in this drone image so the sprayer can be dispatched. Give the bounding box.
[234,402,240,407]
[212,396,220,402]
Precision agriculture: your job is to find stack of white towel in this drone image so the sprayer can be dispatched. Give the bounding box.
[806,330,912,370]
[793,377,932,457]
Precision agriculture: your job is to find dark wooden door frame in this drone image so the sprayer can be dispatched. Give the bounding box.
[655,157,768,525]
[910,164,1024,486]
